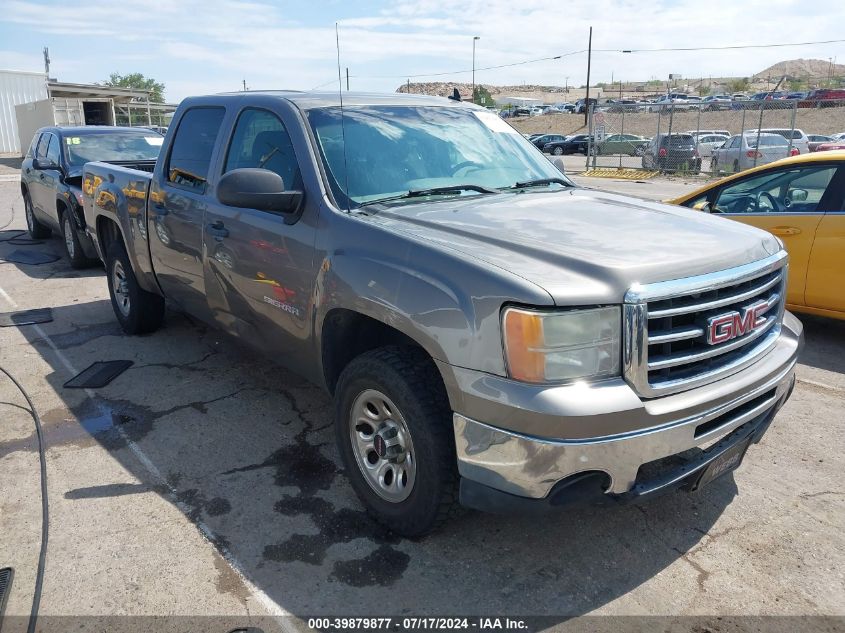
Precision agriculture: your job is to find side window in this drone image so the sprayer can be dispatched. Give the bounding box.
[36,133,50,158]
[46,134,60,165]
[224,108,302,191]
[728,137,740,149]
[713,167,838,214]
[27,134,41,158]
[166,107,225,190]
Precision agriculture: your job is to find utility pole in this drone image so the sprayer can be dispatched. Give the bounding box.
[472,36,480,104]
[407,78,410,94]
[565,76,569,94]
[346,67,349,91]
[43,47,50,75]
[242,79,247,91]
[584,26,592,125]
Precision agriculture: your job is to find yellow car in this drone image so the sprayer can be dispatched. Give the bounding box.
[670,151,845,320]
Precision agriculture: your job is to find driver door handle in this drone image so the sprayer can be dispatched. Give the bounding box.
[770,226,801,236]
[207,221,229,239]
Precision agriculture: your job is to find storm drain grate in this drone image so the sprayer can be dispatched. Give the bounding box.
[63,360,133,389]
[0,567,12,620]
[0,308,53,327]
[1,250,60,265]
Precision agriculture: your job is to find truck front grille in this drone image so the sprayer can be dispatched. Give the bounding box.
[623,252,787,398]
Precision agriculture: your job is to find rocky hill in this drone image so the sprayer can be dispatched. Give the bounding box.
[754,58,845,80]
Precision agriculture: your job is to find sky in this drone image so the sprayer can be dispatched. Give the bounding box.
[0,0,843,102]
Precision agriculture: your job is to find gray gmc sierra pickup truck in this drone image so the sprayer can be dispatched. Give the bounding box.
[81,91,803,536]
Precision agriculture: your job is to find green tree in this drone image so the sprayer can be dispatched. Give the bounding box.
[697,84,711,96]
[102,72,165,103]
[787,78,804,92]
[473,85,493,106]
[726,78,750,93]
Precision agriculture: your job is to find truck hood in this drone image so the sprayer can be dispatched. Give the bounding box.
[363,188,781,305]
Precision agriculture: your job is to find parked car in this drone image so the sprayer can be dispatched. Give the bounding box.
[785,92,808,100]
[808,134,835,152]
[81,90,801,535]
[591,133,650,156]
[701,95,732,111]
[816,141,845,152]
[574,97,597,114]
[802,88,845,107]
[712,133,798,174]
[745,128,810,154]
[694,133,730,157]
[531,134,567,150]
[685,129,730,138]
[544,134,591,155]
[20,125,163,267]
[670,151,845,319]
[648,94,696,113]
[605,99,642,113]
[641,133,701,172]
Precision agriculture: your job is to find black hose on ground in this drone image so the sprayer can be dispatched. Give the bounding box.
[0,366,48,633]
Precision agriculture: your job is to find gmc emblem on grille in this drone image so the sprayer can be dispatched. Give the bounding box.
[706,299,772,345]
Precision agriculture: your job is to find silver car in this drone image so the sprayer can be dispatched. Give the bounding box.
[694,133,730,157]
[712,133,795,174]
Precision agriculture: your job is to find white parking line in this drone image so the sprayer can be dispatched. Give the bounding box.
[0,281,292,621]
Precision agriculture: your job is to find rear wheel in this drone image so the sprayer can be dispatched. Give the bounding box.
[106,239,164,334]
[24,192,50,239]
[61,210,92,269]
[552,146,564,156]
[335,346,459,537]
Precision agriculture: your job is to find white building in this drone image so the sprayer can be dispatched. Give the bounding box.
[0,69,48,154]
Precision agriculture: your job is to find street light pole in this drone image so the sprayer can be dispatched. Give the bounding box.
[472,36,480,103]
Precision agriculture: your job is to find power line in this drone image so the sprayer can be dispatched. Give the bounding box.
[607,38,845,53]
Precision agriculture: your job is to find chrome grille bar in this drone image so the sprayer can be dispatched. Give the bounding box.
[623,251,788,398]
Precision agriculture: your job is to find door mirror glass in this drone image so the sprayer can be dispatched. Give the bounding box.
[788,188,808,202]
[217,168,302,216]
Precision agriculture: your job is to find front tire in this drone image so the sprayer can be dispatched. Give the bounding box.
[552,146,564,156]
[24,192,50,239]
[61,210,92,269]
[335,346,459,537]
[106,239,164,334]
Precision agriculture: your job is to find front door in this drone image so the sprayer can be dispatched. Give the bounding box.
[710,163,842,309]
[202,106,318,368]
[30,132,62,229]
[148,106,226,320]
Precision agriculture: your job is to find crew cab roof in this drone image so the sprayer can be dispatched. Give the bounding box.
[34,125,161,136]
[203,90,476,110]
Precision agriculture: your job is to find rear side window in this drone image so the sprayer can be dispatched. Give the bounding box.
[224,108,302,191]
[166,107,225,190]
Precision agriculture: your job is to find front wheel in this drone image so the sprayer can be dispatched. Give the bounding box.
[552,146,564,156]
[61,210,93,269]
[335,346,459,537]
[106,239,164,334]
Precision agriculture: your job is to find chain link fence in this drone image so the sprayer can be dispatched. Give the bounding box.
[585,99,845,175]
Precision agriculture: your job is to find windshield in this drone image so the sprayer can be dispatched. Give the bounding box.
[63,132,163,167]
[307,105,570,207]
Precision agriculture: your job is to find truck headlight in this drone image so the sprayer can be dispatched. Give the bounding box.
[502,306,621,383]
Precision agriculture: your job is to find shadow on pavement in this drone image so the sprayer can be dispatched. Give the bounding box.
[796,314,845,375]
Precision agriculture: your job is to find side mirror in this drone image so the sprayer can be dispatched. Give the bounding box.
[217,168,303,219]
[33,157,60,171]
[693,200,713,213]
[788,188,808,202]
[552,157,566,175]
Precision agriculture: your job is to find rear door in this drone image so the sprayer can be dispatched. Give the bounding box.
[709,163,842,308]
[148,106,226,320]
[202,105,318,365]
[804,167,845,314]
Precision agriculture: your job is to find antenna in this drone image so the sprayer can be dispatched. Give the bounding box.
[336,23,351,212]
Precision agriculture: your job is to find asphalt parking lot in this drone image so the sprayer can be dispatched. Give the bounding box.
[1,173,843,631]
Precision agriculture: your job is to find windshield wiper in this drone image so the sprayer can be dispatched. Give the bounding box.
[510,177,572,190]
[358,184,499,207]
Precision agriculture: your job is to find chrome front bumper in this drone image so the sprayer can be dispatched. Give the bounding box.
[451,312,802,501]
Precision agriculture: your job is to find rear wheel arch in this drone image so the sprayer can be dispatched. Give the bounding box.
[96,215,124,259]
